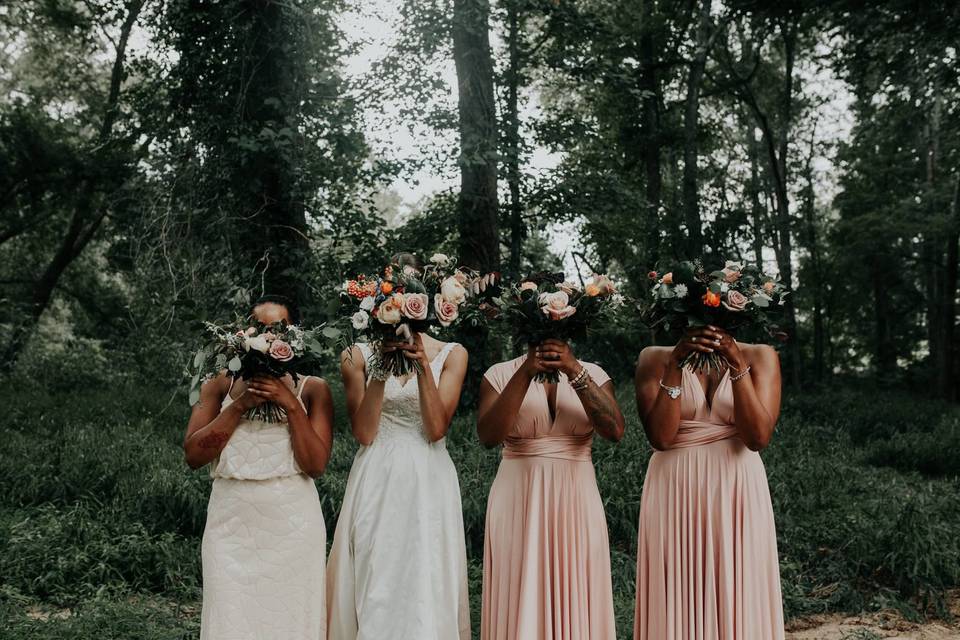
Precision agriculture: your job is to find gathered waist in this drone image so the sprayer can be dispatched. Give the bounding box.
[665,420,739,449]
[502,433,593,462]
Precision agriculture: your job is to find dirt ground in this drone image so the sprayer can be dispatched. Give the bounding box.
[786,592,960,639]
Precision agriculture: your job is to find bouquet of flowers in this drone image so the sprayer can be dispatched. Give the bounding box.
[642,259,788,372]
[327,253,495,380]
[490,272,623,382]
[188,319,325,422]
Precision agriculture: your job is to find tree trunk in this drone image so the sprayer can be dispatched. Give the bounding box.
[453,0,499,272]
[681,0,712,259]
[638,0,663,266]
[946,172,960,400]
[801,132,826,381]
[746,111,765,268]
[504,0,523,279]
[239,0,309,302]
[1,0,144,372]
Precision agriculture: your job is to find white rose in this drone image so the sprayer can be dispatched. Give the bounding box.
[245,335,270,353]
[351,311,369,330]
[359,296,375,311]
[440,276,467,304]
[429,253,451,266]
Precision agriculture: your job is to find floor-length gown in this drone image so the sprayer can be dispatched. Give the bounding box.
[326,341,470,640]
[481,356,617,640]
[201,376,326,640]
[634,366,785,640]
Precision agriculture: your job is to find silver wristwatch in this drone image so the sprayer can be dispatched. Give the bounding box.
[659,380,681,399]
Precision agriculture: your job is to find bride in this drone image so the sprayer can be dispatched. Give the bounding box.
[326,254,471,640]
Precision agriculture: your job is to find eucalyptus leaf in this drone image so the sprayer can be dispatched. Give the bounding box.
[228,356,242,371]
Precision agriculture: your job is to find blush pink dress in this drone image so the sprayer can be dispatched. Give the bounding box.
[634,366,785,640]
[481,357,617,640]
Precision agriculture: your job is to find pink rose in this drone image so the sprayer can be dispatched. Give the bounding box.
[401,293,429,320]
[722,289,749,311]
[434,294,459,327]
[519,281,538,292]
[268,339,294,361]
[763,281,775,294]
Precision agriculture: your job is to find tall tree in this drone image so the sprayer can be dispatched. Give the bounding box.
[452,0,499,272]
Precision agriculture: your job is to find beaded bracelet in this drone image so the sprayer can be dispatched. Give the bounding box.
[730,365,752,383]
[570,366,590,389]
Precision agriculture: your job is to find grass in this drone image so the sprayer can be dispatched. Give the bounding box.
[1,378,958,638]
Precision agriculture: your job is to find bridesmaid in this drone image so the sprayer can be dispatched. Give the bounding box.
[633,326,784,640]
[478,335,625,640]
[326,253,471,640]
[184,295,334,640]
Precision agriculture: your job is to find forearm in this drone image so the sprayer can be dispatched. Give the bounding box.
[573,377,624,442]
[640,361,684,450]
[730,374,775,450]
[416,372,450,442]
[286,405,332,477]
[184,403,244,469]
[350,381,385,446]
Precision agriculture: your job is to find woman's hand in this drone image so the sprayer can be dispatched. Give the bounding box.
[536,338,581,378]
[383,332,429,370]
[669,326,724,367]
[709,327,747,372]
[232,384,268,413]
[519,344,551,379]
[247,376,300,413]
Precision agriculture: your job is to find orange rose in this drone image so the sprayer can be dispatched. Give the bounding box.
[585,284,600,296]
[381,281,393,295]
[703,290,721,307]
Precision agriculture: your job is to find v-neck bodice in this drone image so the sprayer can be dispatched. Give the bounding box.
[483,357,612,460]
[664,366,739,450]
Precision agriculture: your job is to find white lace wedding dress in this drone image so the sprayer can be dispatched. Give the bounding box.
[200,376,326,640]
[326,342,471,640]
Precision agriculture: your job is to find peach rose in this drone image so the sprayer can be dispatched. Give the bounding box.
[377,294,404,324]
[268,339,294,361]
[721,261,742,283]
[401,293,429,320]
[763,281,775,294]
[519,281,538,292]
[585,284,601,296]
[592,274,616,295]
[661,272,673,285]
[434,294,459,326]
[722,289,749,311]
[539,291,577,320]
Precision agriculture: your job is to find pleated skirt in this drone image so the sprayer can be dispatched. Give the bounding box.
[634,438,784,640]
[481,456,616,640]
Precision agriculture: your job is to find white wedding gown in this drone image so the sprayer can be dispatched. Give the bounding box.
[326,342,471,640]
[200,376,326,640]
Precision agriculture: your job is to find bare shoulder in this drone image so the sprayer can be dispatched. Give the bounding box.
[637,345,672,368]
[304,376,331,394]
[340,345,366,368]
[740,343,780,373]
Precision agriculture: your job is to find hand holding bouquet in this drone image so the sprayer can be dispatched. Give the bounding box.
[490,272,624,383]
[328,253,496,380]
[642,260,788,372]
[189,320,324,422]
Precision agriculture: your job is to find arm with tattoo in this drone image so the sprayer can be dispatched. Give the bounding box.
[183,375,259,469]
[573,377,625,442]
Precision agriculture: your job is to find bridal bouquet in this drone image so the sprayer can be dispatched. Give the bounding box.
[328,254,494,380]
[642,260,788,372]
[189,319,324,422]
[491,272,623,383]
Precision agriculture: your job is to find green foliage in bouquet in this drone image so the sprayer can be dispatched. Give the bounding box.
[642,259,789,372]
[490,272,624,382]
[188,319,325,422]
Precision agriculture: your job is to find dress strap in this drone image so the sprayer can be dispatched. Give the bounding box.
[296,375,312,399]
[432,342,459,369]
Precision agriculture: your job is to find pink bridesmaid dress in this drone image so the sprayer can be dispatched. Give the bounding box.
[481,356,617,640]
[635,367,785,640]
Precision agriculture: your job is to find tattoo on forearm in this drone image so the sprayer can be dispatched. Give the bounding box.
[198,431,230,449]
[579,382,618,431]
